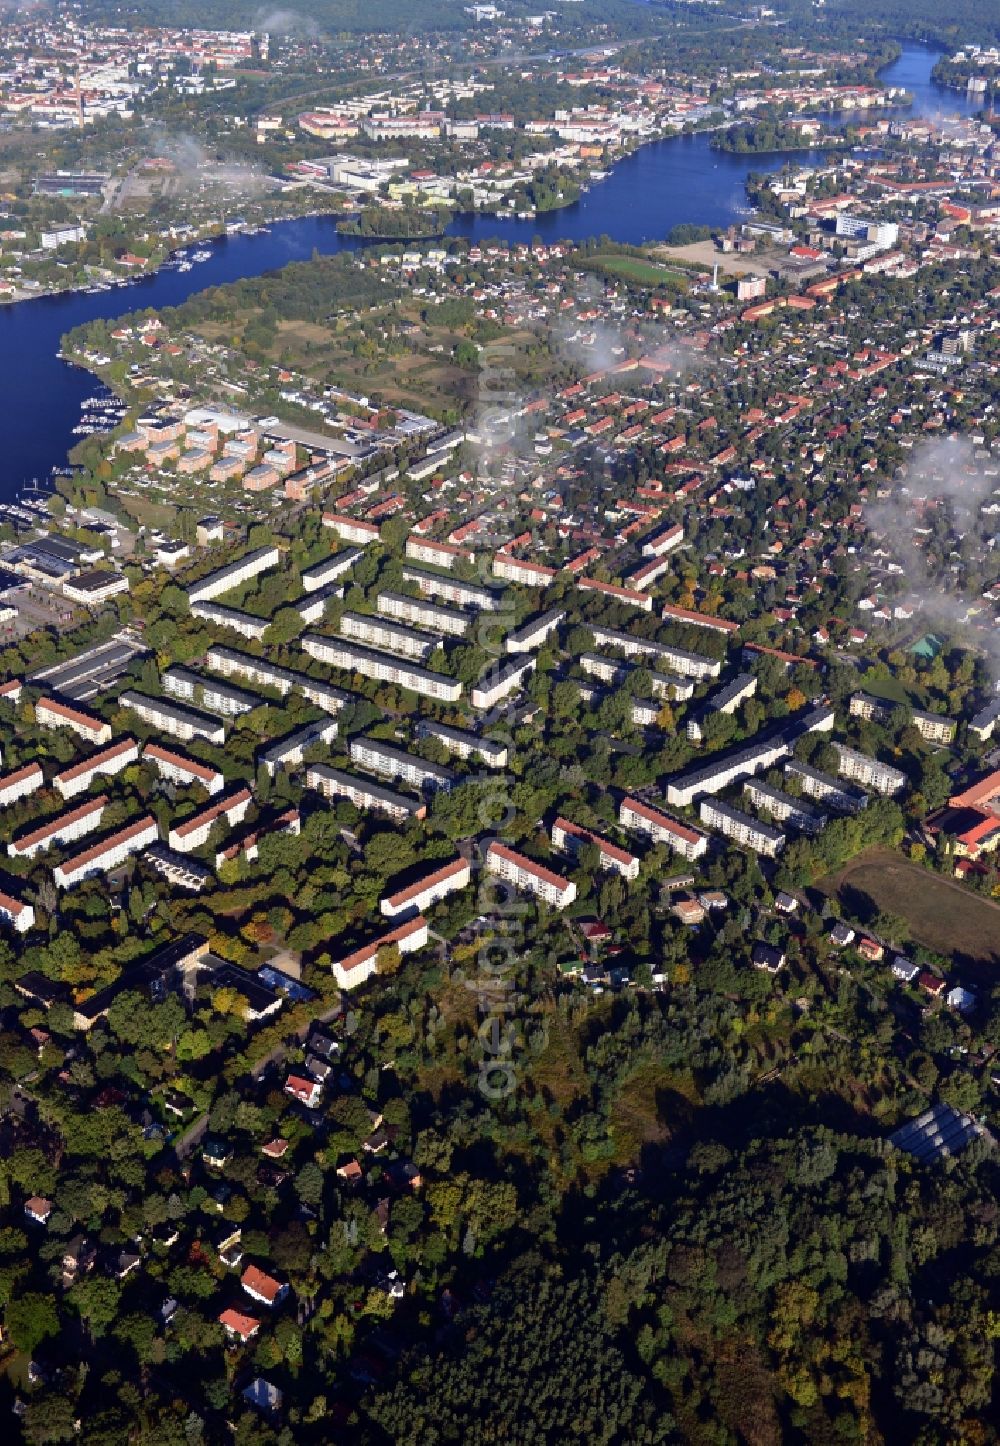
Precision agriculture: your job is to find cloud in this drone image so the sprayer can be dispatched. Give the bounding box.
[254,7,321,39]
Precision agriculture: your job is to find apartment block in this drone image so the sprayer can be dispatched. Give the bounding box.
[259,719,338,776]
[121,690,226,745]
[302,635,461,703]
[627,556,672,590]
[783,759,867,813]
[321,512,380,546]
[400,563,500,612]
[377,590,470,638]
[9,793,109,859]
[349,737,454,794]
[551,816,639,881]
[301,548,363,592]
[0,885,34,933]
[380,855,471,919]
[493,554,557,589]
[331,913,429,991]
[833,743,907,797]
[576,577,653,612]
[471,656,536,710]
[53,737,139,799]
[848,691,956,744]
[339,612,437,661]
[666,707,834,809]
[506,607,565,654]
[588,625,721,680]
[0,761,44,808]
[204,646,348,714]
[618,796,708,861]
[699,798,785,858]
[163,666,261,718]
[660,603,739,637]
[142,742,225,795]
[36,696,112,746]
[642,522,684,558]
[53,814,159,888]
[415,720,508,769]
[168,786,253,854]
[743,778,827,835]
[405,536,472,570]
[216,807,300,871]
[190,601,270,641]
[485,841,577,910]
[305,764,426,821]
[186,546,280,604]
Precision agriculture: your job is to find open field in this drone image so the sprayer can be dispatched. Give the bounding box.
[581,253,691,287]
[817,847,1000,971]
[653,239,774,275]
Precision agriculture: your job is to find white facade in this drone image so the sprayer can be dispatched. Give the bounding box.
[187,546,280,604]
[142,743,225,794]
[302,635,461,703]
[53,738,139,799]
[339,613,436,661]
[54,815,159,888]
[485,841,576,910]
[0,762,44,808]
[168,788,252,854]
[381,856,471,918]
[10,794,109,859]
[618,796,708,860]
[36,697,112,746]
[551,817,639,881]
[401,564,499,612]
[378,591,470,637]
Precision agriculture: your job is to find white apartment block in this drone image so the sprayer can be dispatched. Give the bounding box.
[301,548,363,592]
[743,778,826,836]
[848,692,956,744]
[485,841,577,910]
[53,737,140,799]
[54,814,159,889]
[493,555,557,589]
[0,886,34,933]
[168,787,252,854]
[204,646,348,714]
[259,719,339,776]
[380,856,471,919]
[142,742,225,795]
[0,679,23,705]
[339,612,437,661]
[321,512,380,546]
[618,796,708,861]
[331,913,429,991]
[699,798,785,858]
[833,743,907,797]
[628,556,672,591]
[551,817,639,881]
[190,601,270,641]
[306,764,427,821]
[416,720,508,769]
[401,564,500,612]
[186,546,280,604]
[9,793,109,859]
[405,536,472,570]
[349,737,454,793]
[163,667,260,718]
[642,523,684,558]
[0,762,44,808]
[36,696,112,746]
[119,691,226,745]
[588,625,721,680]
[471,656,535,710]
[576,578,653,612]
[506,608,565,654]
[378,591,470,637]
[302,635,461,703]
[784,760,867,813]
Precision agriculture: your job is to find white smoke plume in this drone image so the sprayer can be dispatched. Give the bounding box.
[254,8,321,39]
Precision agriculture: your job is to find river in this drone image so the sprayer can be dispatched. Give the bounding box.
[0,42,977,501]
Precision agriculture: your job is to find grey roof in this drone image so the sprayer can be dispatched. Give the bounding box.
[890,1101,992,1164]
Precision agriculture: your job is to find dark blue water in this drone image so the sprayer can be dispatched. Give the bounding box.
[0,43,970,498]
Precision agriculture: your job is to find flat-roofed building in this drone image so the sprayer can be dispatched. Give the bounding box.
[301,547,363,591]
[163,667,262,718]
[305,764,426,821]
[36,696,112,746]
[783,759,867,812]
[62,569,130,606]
[588,625,721,680]
[349,737,454,793]
[377,591,470,637]
[551,816,639,880]
[142,742,225,794]
[380,855,471,918]
[415,720,508,769]
[833,743,907,797]
[331,913,429,990]
[743,778,827,835]
[699,798,784,857]
[120,690,226,745]
[302,635,461,703]
[0,762,44,808]
[400,563,500,612]
[186,546,280,604]
[339,612,436,661]
[204,646,348,714]
[9,793,109,859]
[471,656,536,711]
[259,719,338,776]
[485,841,576,910]
[848,691,956,744]
[506,607,565,654]
[190,601,270,641]
[618,796,708,860]
[54,814,159,888]
[168,787,253,854]
[321,512,380,546]
[53,737,139,799]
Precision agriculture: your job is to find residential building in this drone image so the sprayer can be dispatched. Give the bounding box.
[415,720,507,769]
[119,690,226,745]
[576,577,653,612]
[641,522,684,558]
[54,814,159,888]
[848,691,956,744]
[142,742,225,794]
[485,841,577,909]
[302,635,461,703]
[493,554,557,588]
[784,759,867,812]
[743,778,826,835]
[163,667,261,718]
[405,536,473,570]
[0,884,34,932]
[400,563,499,612]
[699,798,785,857]
[666,707,834,808]
[380,855,471,918]
[970,698,1000,743]
[204,646,348,714]
[349,737,454,793]
[321,512,380,546]
[186,546,280,604]
[833,743,907,796]
[9,793,109,859]
[339,612,437,661]
[190,600,270,641]
[551,816,639,880]
[331,914,429,990]
[471,656,535,710]
[36,696,111,746]
[52,737,139,799]
[0,761,44,808]
[305,764,426,821]
[168,786,252,854]
[588,625,721,679]
[377,590,470,638]
[618,796,708,861]
[259,719,338,776]
[241,1265,288,1308]
[506,607,565,654]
